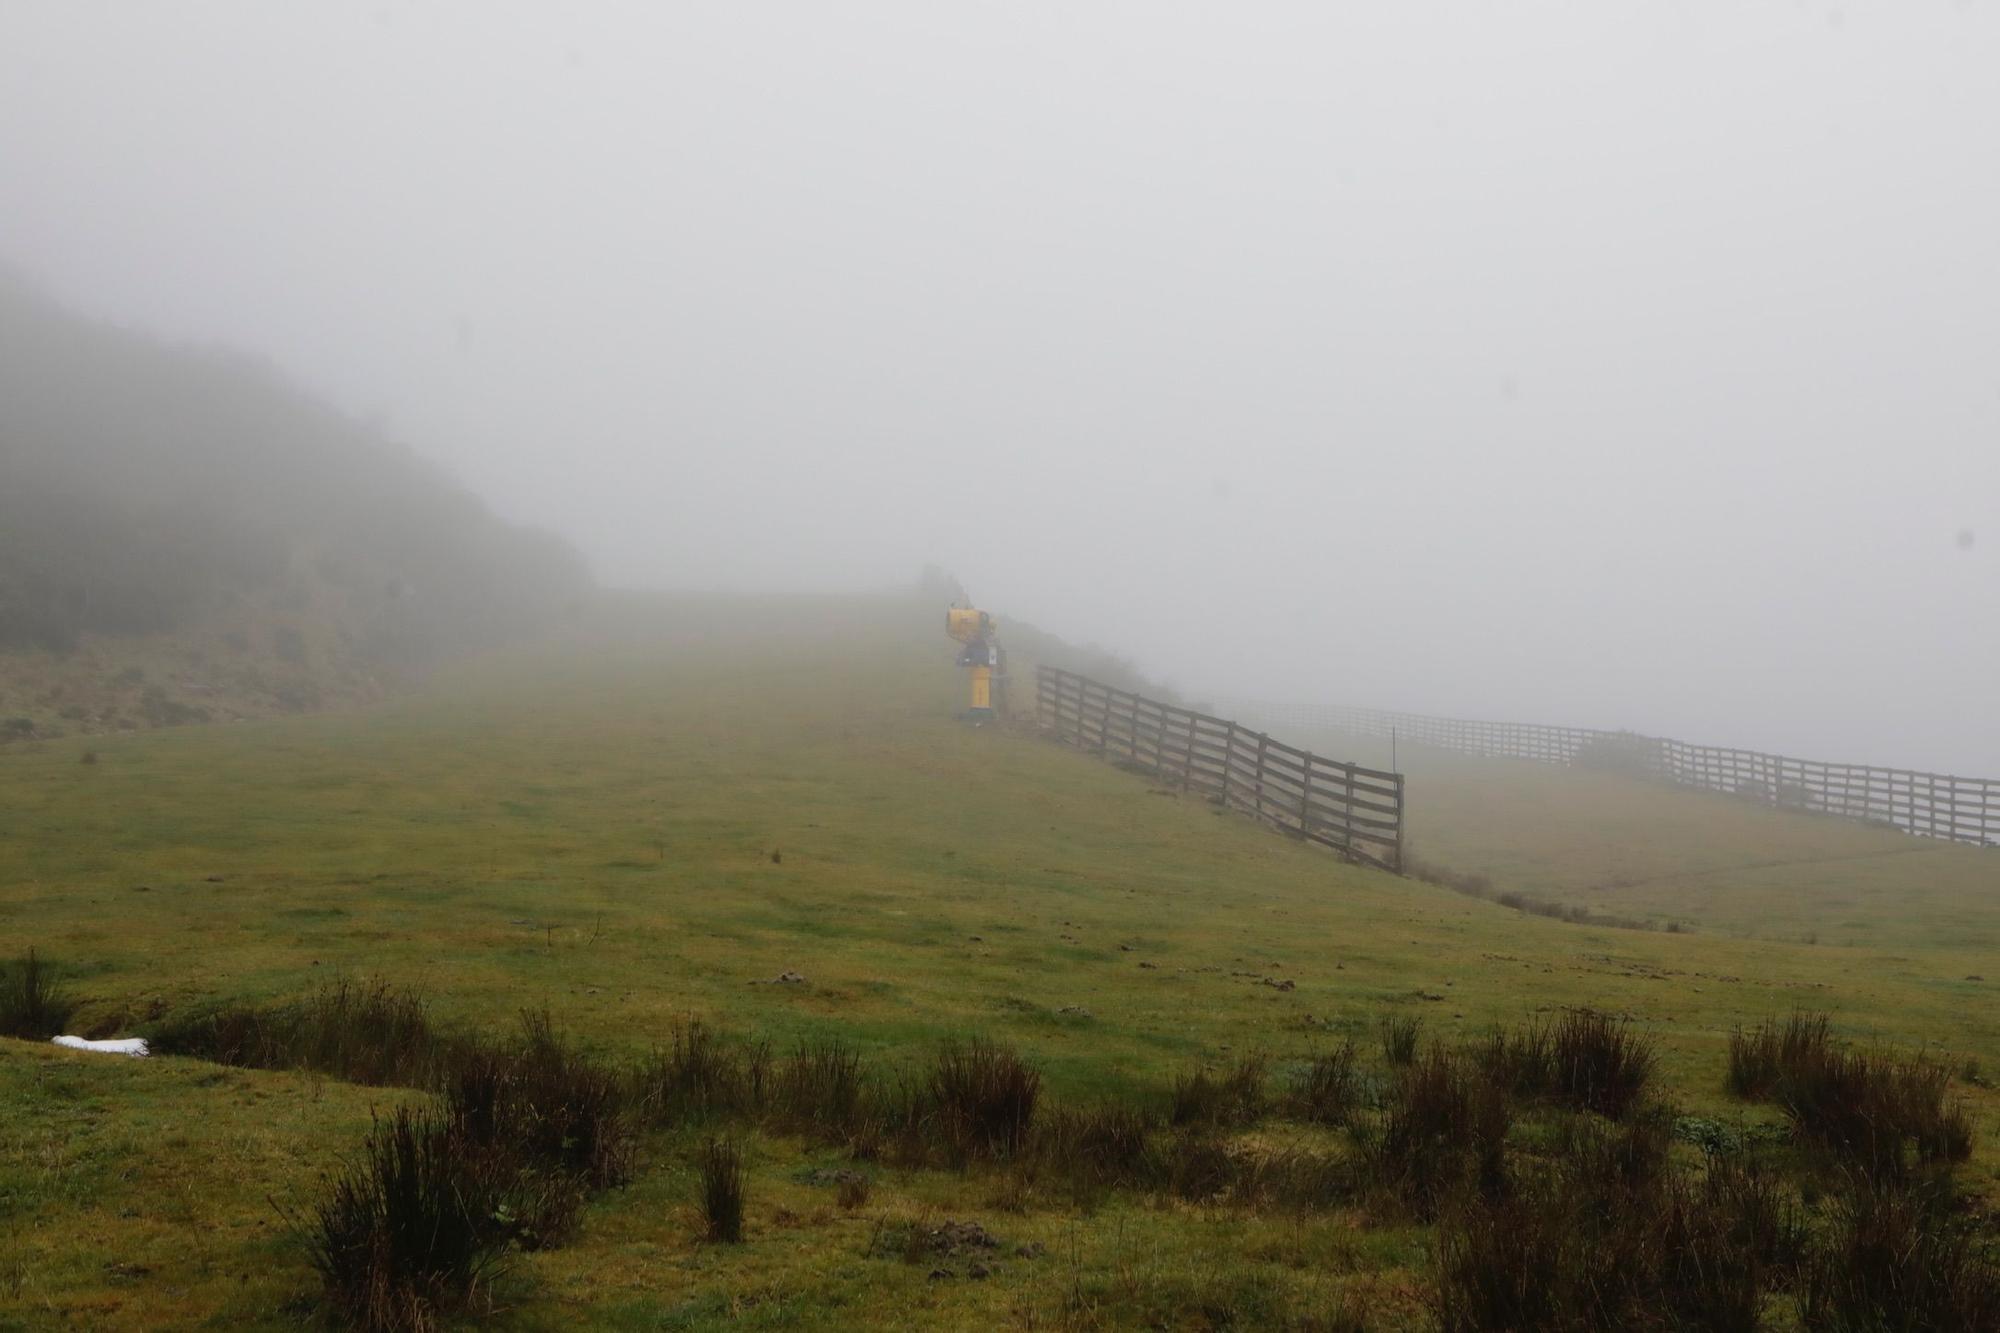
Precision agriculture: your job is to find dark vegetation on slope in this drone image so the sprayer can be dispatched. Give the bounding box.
[0,270,589,736]
[1404,851,1691,934]
[1729,1012,1974,1181]
[103,963,1997,1330]
[0,947,78,1039]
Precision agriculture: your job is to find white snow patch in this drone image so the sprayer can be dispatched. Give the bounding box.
[52,1035,149,1057]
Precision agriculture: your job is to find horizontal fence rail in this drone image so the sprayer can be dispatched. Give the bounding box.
[1229,701,2000,851]
[1037,666,1404,872]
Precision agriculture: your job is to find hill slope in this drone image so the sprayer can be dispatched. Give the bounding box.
[0,270,589,739]
[1267,718,2000,951]
[5,591,1998,1326]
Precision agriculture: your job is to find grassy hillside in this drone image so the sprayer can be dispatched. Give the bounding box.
[0,271,589,742]
[4,593,1998,1327]
[1271,721,2000,952]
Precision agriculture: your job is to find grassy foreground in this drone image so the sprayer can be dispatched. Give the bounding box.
[3,591,1998,1328]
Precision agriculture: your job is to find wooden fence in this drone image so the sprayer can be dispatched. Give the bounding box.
[1037,666,1404,871]
[1232,701,2000,850]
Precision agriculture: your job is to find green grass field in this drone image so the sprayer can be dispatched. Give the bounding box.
[1276,720,2000,954]
[4,592,1998,1328]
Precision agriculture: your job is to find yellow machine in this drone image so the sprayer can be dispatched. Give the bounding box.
[945,605,1001,721]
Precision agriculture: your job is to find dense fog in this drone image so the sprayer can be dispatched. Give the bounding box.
[3,3,1995,772]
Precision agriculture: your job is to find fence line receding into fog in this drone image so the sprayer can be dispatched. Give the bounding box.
[1036,666,1404,872]
[1228,701,1999,850]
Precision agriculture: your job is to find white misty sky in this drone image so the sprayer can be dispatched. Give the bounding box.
[2,2,1996,772]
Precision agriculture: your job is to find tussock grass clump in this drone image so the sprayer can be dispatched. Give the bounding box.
[1378,1015,1422,1067]
[294,1105,515,1332]
[1469,1021,1552,1098]
[0,948,78,1039]
[929,1039,1041,1160]
[1798,1178,2000,1330]
[1031,1102,1159,1193]
[1170,1054,1268,1128]
[150,979,440,1086]
[289,1008,641,1326]
[1547,1009,1656,1120]
[427,1013,633,1249]
[1779,1048,1971,1178]
[1430,1137,1801,1333]
[1164,1133,1238,1203]
[438,1011,634,1191]
[1731,1013,1974,1178]
[1549,1109,1673,1198]
[835,1172,871,1211]
[1233,1146,1354,1212]
[1360,1048,1509,1215]
[773,1037,864,1135]
[696,1138,746,1243]
[1728,1010,1831,1099]
[1288,1041,1361,1126]
[501,1010,635,1188]
[635,1019,764,1124]
[1700,1155,1806,1278]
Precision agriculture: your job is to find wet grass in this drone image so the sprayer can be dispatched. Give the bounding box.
[5,595,2000,1327]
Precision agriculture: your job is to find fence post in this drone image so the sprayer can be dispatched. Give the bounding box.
[1391,773,1405,872]
[1254,732,1269,820]
[1220,722,1236,806]
[1298,755,1314,839]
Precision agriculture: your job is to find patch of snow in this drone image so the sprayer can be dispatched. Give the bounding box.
[52,1035,149,1056]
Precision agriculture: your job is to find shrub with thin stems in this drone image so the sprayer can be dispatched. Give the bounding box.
[1728,1011,1975,1177]
[1547,1009,1656,1120]
[1289,1041,1361,1126]
[1361,1048,1510,1216]
[1728,1011,1831,1099]
[148,979,440,1086]
[0,948,77,1039]
[634,1019,761,1125]
[1378,1015,1421,1067]
[1469,1021,1552,1099]
[1777,1045,1971,1179]
[493,1009,635,1189]
[290,1105,515,1332]
[1170,1054,1267,1128]
[1031,1102,1159,1192]
[1798,1177,2000,1330]
[696,1138,745,1243]
[929,1039,1041,1160]
[1165,1132,1238,1203]
[773,1036,863,1135]
[1430,1135,1800,1333]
